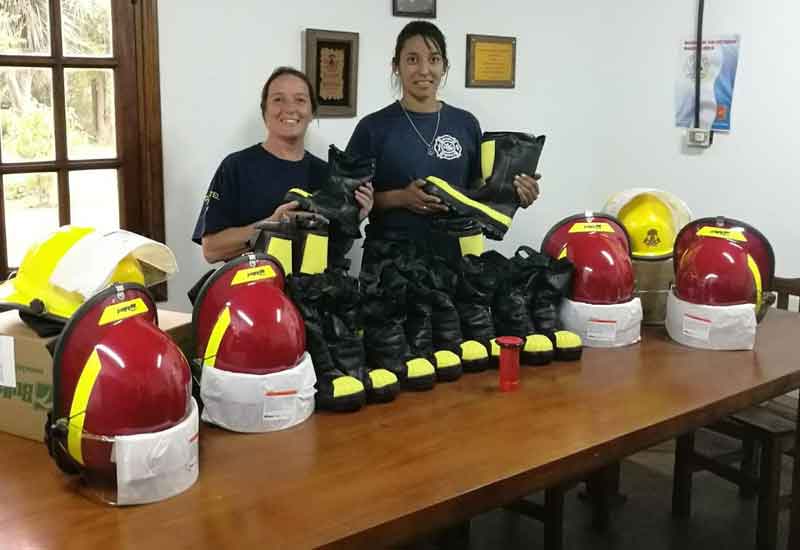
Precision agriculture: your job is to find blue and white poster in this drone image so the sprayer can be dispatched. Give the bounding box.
[675,35,740,132]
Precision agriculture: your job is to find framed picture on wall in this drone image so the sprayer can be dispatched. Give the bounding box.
[303,29,359,118]
[392,0,436,18]
[465,34,516,88]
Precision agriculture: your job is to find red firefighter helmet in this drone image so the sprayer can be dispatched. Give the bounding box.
[48,283,191,479]
[673,217,774,312]
[192,253,304,374]
[542,213,635,304]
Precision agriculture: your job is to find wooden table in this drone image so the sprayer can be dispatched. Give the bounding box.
[3,311,800,549]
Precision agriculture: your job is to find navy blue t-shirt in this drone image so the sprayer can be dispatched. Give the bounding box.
[192,144,327,244]
[346,101,482,240]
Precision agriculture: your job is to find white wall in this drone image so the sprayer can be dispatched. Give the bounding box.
[159,0,800,311]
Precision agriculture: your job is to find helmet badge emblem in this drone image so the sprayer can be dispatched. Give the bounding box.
[644,229,661,248]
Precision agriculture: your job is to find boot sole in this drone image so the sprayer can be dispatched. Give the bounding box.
[404,373,436,391]
[521,350,554,366]
[555,347,583,361]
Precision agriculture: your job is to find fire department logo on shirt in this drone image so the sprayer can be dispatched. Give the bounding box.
[433,135,462,160]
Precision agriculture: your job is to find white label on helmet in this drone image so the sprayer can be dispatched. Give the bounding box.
[262,389,298,428]
[587,319,618,341]
[0,336,15,389]
[569,222,615,234]
[682,314,712,341]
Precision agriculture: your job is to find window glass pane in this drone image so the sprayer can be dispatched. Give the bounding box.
[0,67,55,162]
[0,0,51,56]
[65,68,116,160]
[3,172,59,267]
[61,0,112,57]
[68,169,118,231]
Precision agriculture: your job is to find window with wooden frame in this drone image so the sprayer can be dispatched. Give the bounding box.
[0,0,165,296]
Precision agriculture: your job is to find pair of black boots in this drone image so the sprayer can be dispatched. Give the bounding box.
[360,239,490,390]
[423,132,546,240]
[287,269,399,412]
[459,246,582,366]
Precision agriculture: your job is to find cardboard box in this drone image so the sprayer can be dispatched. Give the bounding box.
[0,308,192,442]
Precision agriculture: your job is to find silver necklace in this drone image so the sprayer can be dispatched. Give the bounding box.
[398,100,440,157]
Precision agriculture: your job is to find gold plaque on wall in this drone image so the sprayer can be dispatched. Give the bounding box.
[465,34,516,89]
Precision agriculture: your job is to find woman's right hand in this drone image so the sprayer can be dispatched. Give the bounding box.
[402,179,448,215]
[268,200,300,222]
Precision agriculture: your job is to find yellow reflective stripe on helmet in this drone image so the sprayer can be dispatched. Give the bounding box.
[558,246,568,260]
[67,348,103,465]
[568,222,615,234]
[203,306,231,368]
[231,265,276,286]
[425,176,512,227]
[267,237,293,275]
[696,226,747,242]
[287,187,312,198]
[299,233,328,275]
[98,298,149,326]
[459,234,484,257]
[747,254,763,310]
[480,140,496,181]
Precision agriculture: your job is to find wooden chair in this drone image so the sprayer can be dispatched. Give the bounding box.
[672,276,800,550]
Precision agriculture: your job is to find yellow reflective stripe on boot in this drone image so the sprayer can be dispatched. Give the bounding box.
[203,306,231,368]
[332,375,364,398]
[524,334,553,353]
[481,140,497,181]
[554,330,582,349]
[287,187,312,198]
[299,233,328,275]
[434,350,460,369]
[368,369,398,389]
[459,234,485,257]
[490,338,500,358]
[68,348,103,465]
[266,237,293,275]
[406,357,435,379]
[460,340,488,361]
[425,176,512,227]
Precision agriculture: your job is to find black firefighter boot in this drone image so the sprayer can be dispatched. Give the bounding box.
[284,145,374,240]
[429,257,488,374]
[421,133,545,240]
[454,253,497,362]
[361,262,436,391]
[469,132,546,234]
[403,258,463,383]
[482,249,553,367]
[325,269,399,404]
[532,256,583,361]
[286,273,366,412]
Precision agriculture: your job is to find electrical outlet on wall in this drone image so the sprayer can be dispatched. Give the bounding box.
[686,128,712,148]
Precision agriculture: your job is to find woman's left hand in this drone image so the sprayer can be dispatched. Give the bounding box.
[514,173,541,208]
[355,182,374,221]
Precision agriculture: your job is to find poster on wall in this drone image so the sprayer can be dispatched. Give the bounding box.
[675,35,740,132]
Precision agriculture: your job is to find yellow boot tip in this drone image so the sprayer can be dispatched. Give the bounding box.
[332,375,365,398]
[368,369,398,389]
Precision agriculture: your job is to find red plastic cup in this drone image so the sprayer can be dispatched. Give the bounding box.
[496,335,524,392]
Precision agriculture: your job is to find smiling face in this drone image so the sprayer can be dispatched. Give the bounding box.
[263,74,313,142]
[395,34,446,106]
